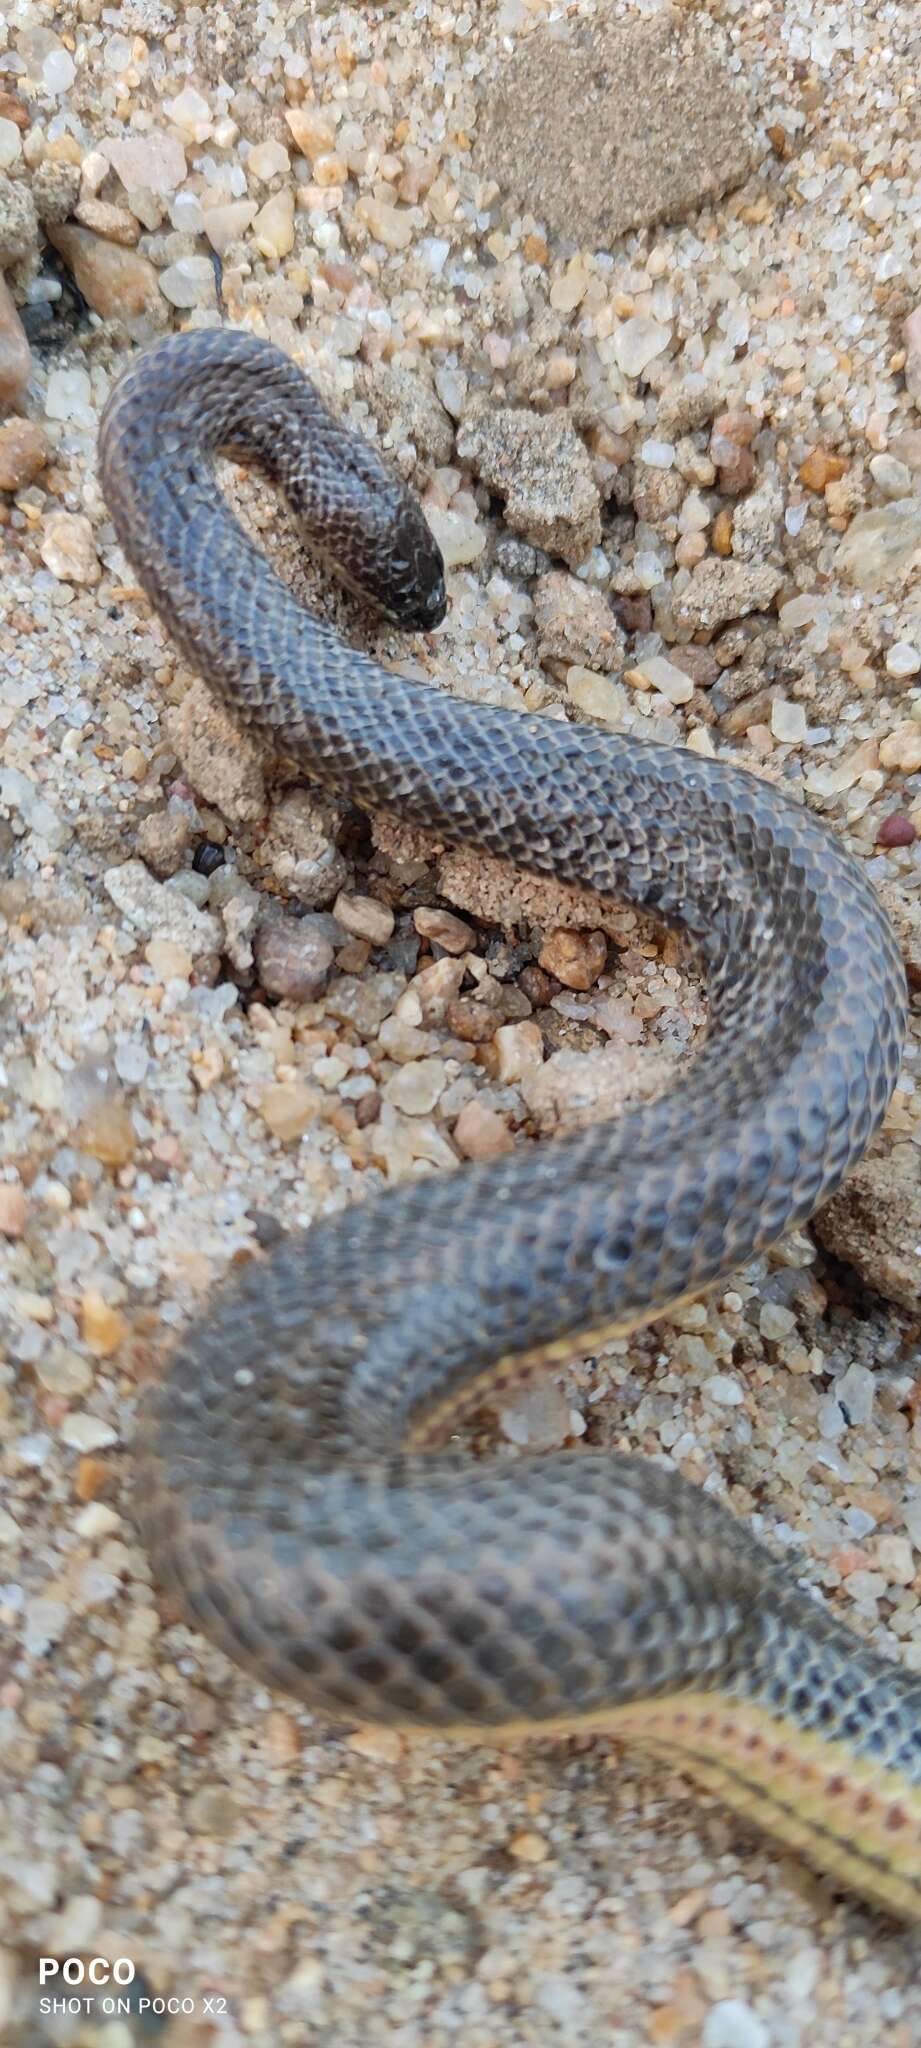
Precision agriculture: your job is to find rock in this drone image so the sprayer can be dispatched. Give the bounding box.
[39,510,100,585]
[876,813,916,848]
[136,809,192,878]
[475,13,756,246]
[835,500,921,594]
[247,139,290,182]
[453,1099,515,1161]
[613,315,671,379]
[494,1019,544,1085]
[0,119,22,170]
[202,199,258,255]
[626,655,694,704]
[673,559,783,635]
[255,916,333,1001]
[879,722,921,774]
[166,677,266,825]
[798,446,847,492]
[538,926,607,990]
[31,159,80,226]
[814,1147,921,1313]
[396,955,465,1025]
[159,253,217,309]
[108,130,187,199]
[534,571,625,674]
[0,1183,27,1237]
[252,188,295,261]
[358,360,455,471]
[262,789,348,908]
[356,195,413,250]
[885,641,921,680]
[522,1043,668,1133]
[456,402,600,567]
[566,667,631,729]
[0,172,38,263]
[260,1082,321,1141]
[0,416,48,489]
[702,2000,768,2048]
[413,905,475,955]
[47,222,160,320]
[104,859,222,960]
[332,891,395,945]
[80,1291,127,1358]
[0,272,30,409]
[383,1058,447,1115]
[424,502,486,568]
[285,106,336,162]
[73,198,141,245]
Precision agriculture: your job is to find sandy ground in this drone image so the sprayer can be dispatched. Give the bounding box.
[1,1,920,2043]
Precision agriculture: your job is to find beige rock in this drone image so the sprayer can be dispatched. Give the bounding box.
[0,272,30,410]
[538,927,607,990]
[80,1291,128,1358]
[453,1099,515,1161]
[0,417,48,489]
[47,223,160,320]
[260,1082,321,1142]
[333,892,395,945]
[40,510,101,585]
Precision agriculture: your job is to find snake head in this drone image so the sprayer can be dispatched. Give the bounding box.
[380,504,448,631]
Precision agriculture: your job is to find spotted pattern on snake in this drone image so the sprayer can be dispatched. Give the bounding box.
[98,329,920,1920]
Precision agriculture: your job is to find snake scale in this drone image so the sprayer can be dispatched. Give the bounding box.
[98,330,920,1920]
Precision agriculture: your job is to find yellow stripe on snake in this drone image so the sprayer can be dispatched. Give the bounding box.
[98,332,919,1921]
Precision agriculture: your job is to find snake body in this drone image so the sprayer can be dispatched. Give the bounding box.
[98,331,921,1919]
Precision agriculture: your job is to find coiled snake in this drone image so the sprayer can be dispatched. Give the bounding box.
[99,330,920,1920]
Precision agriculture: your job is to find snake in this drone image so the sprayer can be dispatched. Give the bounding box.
[97,328,921,1922]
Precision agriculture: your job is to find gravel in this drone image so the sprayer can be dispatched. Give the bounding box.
[0,0,920,2042]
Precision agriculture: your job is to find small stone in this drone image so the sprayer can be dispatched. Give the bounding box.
[105,860,222,959]
[567,668,630,728]
[59,1413,118,1453]
[145,937,193,980]
[159,254,217,309]
[880,723,921,774]
[702,2000,768,2048]
[446,998,499,1044]
[534,571,625,674]
[0,171,38,262]
[262,790,348,907]
[80,1291,128,1359]
[76,1096,136,1169]
[704,1375,744,1406]
[31,158,81,225]
[673,558,783,634]
[870,453,912,499]
[799,447,847,492]
[383,1058,447,1115]
[357,195,413,250]
[759,1302,797,1340]
[69,199,136,248]
[332,892,395,946]
[108,130,187,197]
[255,916,333,1001]
[397,956,465,1026]
[876,813,916,848]
[40,510,101,585]
[885,641,921,679]
[874,1535,915,1586]
[247,139,290,181]
[413,906,475,954]
[454,1099,515,1161]
[252,187,295,260]
[456,402,601,567]
[614,315,671,379]
[0,417,48,490]
[0,273,31,410]
[0,118,22,169]
[260,1083,321,1142]
[0,1184,27,1237]
[424,503,486,568]
[538,927,607,991]
[835,1361,875,1426]
[165,85,213,141]
[136,810,191,878]
[347,1724,404,1764]
[836,501,921,593]
[770,697,807,744]
[202,199,258,255]
[285,107,337,161]
[628,655,694,705]
[494,1020,545,1084]
[508,1830,550,1865]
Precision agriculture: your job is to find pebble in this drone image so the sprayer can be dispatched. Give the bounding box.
[159,254,217,309]
[615,316,671,380]
[836,501,921,592]
[508,1830,551,1866]
[453,1099,515,1161]
[80,1291,128,1359]
[107,130,187,198]
[0,417,49,489]
[357,195,413,250]
[383,1059,447,1116]
[0,118,22,169]
[0,172,38,263]
[424,503,486,568]
[456,402,601,567]
[397,956,464,1026]
[333,892,395,945]
[885,640,921,678]
[673,559,783,634]
[704,1375,745,1407]
[876,812,917,848]
[702,2000,768,2048]
[0,1184,27,1237]
[799,446,847,492]
[534,571,625,675]
[770,697,807,744]
[202,199,258,255]
[627,655,694,705]
[262,789,348,907]
[880,723,921,774]
[538,927,607,991]
[413,906,475,954]
[0,273,30,410]
[567,667,630,728]
[494,1020,545,1084]
[59,1413,118,1453]
[106,862,222,964]
[39,511,101,585]
[255,916,333,1001]
[260,1082,321,1142]
[75,1096,136,1169]
[253,188,295,260]
[874,1535,915,1586]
